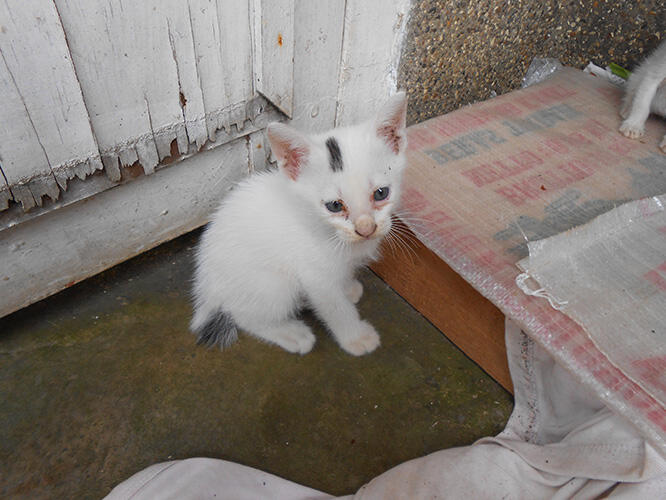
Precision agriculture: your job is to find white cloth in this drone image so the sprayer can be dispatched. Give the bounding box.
[105,320,666,499]
[104,458,329,500]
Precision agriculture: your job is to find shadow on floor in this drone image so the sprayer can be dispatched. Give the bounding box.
[0,230,513,499]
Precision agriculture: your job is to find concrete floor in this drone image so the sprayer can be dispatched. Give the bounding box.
[0,230,513,499]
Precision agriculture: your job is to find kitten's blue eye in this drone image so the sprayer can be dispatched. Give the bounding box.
[325,200,344,213]
[373,187,390,201]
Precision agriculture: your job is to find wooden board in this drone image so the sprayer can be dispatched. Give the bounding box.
[252,0,295,117]
[0,134,256,319]
[0,0,102,210]
[335,0,411,126]
[370,226,512,393]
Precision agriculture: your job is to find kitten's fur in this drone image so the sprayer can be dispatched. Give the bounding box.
[619,40,666,153]
[191,93,407,356]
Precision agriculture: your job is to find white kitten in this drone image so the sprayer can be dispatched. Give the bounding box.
[191,93,408,356]
[619,40,666,153]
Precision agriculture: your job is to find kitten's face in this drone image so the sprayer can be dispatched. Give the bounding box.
[268,92,408,246]
[304,125,405,244]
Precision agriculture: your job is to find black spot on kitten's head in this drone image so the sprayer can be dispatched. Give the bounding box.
[325,137,343,172]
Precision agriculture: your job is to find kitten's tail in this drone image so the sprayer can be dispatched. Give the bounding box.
[191,309,239,348]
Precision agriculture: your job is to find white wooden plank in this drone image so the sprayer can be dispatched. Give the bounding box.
[247,130,270,173]
[162,0,208,152]
[335,0,411,126]
[0,174,11,210]
[290,0,346,132]
[54,0,209,173]
[0,96,282,232]
[216,0,254,129]
[54,0,258,176]
[54,0,168,173]
[0,50,53,211]
[0,0,102,209]
[187,0,254,143]
[253,0,295,117]
[0,137,251,318]
[187,0,229,142]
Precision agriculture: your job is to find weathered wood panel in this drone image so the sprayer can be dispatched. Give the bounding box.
[335,0,411,126]
[0,0,101,210]
[252,0,295,117]
[0,97,281,232]
[54,0,201,176]
[0,135,264,318]
[290,0,346,131]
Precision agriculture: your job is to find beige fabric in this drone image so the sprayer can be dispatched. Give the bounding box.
[104,458,330,500]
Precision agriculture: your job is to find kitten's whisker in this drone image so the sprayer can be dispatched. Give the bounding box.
[391,230,418,263]
[389,225,423,246]
[383,231,399,255]
[391,212,432,223]
[384,228,418,265]
[388,219,420,255]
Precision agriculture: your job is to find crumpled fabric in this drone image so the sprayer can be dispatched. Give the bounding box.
[105,320,666,500]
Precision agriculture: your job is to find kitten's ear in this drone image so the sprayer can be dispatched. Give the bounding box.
[375,91,407,155]
[267,123,310,180]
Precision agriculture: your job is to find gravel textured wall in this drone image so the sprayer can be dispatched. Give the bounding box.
[399,0,665,124]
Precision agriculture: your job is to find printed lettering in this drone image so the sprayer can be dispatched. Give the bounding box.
[425,128,506,164]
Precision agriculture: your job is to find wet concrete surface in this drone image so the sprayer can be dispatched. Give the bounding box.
[0,230,513,499]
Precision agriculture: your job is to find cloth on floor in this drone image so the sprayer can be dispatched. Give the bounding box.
[104,319,666,499]
[103,457,330,500]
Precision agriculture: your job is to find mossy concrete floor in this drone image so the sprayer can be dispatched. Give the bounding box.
[0,230,513,499]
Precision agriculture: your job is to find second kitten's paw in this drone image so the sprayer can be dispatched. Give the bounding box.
[338,321,380,356]
[345,280,364,304]
[619,119,645,139]
[660,135,666,154]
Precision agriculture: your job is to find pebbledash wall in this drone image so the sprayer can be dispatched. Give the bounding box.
[0,0,411,318]
[399,0,665,125]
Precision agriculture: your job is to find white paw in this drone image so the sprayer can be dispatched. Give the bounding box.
[338,321,380,356]
[660,135,666,154]
[273,322,316,354]
[619,98,632,119]
[619,119,645,139]
[345,279,364,304]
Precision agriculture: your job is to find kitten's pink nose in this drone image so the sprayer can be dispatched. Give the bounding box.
[354,215,377,238]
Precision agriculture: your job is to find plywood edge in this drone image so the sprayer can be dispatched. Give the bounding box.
[370,228,513,393]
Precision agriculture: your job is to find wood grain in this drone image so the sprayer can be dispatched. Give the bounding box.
[370,226,513,393]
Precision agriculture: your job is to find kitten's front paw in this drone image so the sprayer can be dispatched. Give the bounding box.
[345,279,364,304]
[619,119,645,139]
[338,321,380,356]
[619,98,632,119]
[660,135,666,154]
[274,321,316,355]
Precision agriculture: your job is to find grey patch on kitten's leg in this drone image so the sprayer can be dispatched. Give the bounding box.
[195,310,238,348]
